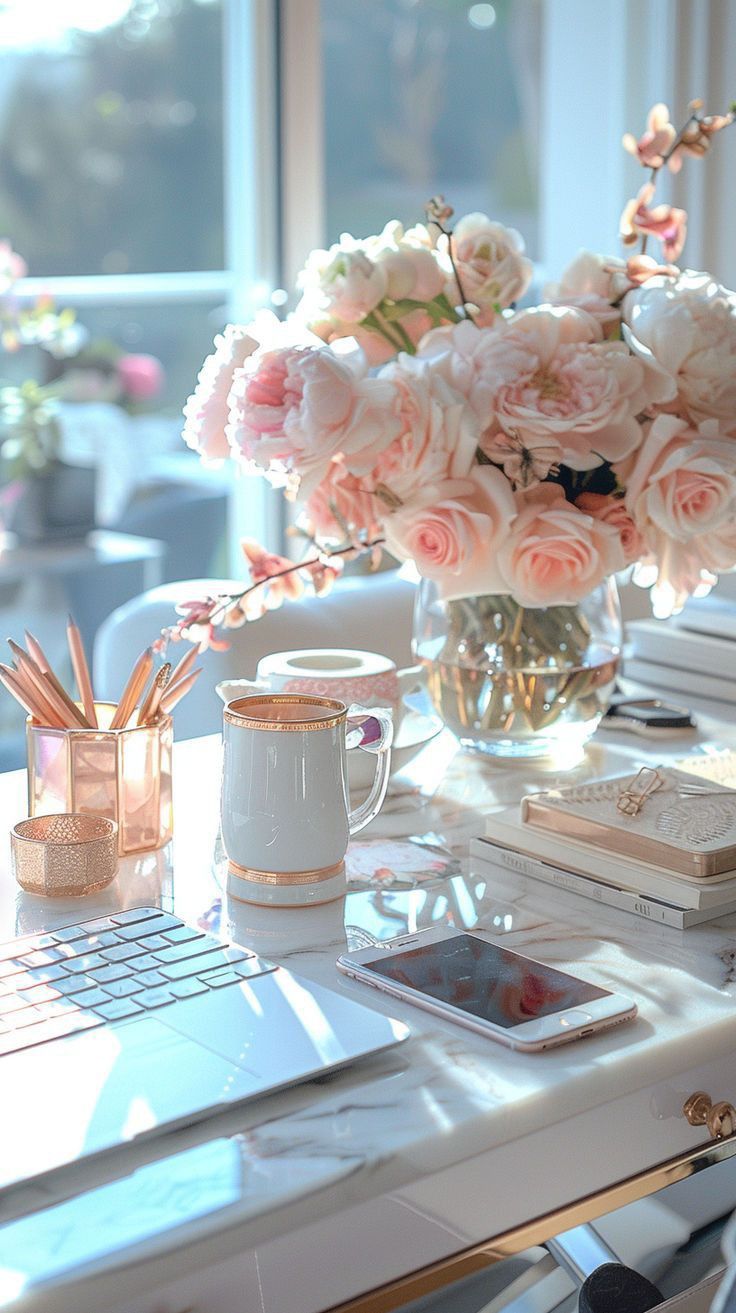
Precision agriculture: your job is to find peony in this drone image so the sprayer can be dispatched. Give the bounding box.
[371,221,446,302]
[575,492,645,565]
[383,466,516,597]
[298,237,387,324]
[623,271,736,433]
[498,484,625,606]
[304,460,384,541]
[182,324,259,461]
[545,250,629,330]
[423,306,672,470]
[445,213,532,325]
[226,344,402,496]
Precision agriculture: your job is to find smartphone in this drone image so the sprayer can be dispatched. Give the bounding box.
[337,927,637,1052]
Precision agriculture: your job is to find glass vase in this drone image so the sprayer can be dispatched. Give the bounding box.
[413,578,622,761]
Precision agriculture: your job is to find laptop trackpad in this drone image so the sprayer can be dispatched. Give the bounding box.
[0,1018,260,1193]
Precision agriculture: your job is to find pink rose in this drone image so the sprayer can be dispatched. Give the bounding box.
[372,221,446,302]
[498,485,625,606]
[446,214,533,324]
[298,238,388,324]
[545,250,628,330]
[226,344,401,495]
[182,324,259,461]
[383,466,516,597]
[575,492,645,565]
[623,271,736,433]
[304,460,383,541]
[348,353,479,502]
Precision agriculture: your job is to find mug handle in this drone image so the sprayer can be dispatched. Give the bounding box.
[345,704,393,837]
[396,663,427,700]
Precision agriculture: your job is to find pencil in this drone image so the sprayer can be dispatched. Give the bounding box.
[159,667,202,714]
[168,645,198,689]
[0,664,51,722]
[110,648,153,730]
[66,615,98,728]
[137,663,171,726]
[7,641,87,729]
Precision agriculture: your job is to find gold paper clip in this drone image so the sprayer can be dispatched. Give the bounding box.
[616,765,665,817]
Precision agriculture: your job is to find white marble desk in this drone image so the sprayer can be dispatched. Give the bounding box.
[1,720,736,1313]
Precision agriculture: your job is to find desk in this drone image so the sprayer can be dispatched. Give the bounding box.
[1,722,735,1313]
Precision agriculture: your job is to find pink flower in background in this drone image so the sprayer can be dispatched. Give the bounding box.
[498,485,625,606]
[620,183,687,263]
[0,240,26,294]
[182,324,258,461]
[238,538,305,617]
[575,492,645,565]
[118,353,164,401]
[445,213,533,323]
[623,271,736,433]
[622,103,677,169]
[227,344,401,495]
[383,466,515,595]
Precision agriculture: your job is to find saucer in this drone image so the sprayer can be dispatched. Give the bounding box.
[348,703,442,792]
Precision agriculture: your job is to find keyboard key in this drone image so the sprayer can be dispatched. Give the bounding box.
[111,907,168,927]
[103,978,143,998]
[170,978,209,1000]
[42,998,81,1020]
[235,958,278,980]
[93,998,144,1021]
[0,959,31,980]
[65,953,107,974]
[159,951,231,982]
[0,1011,102,1057]
[155,937,223,966]
[51,925,90,944]
[18,948,66,969]
[17,984,59,1006]
[0,994,35,1016]
[198,969,241,989]
[128,952,165,973]
[136,987,175,1010]
[70,988,111,1010]
[8,1007,44,1030]
[135,969,167,989]
[0,934,55,961]
[100,943,149,964]
[89,963,132,985]
[136,934,170,952]
[76,916,119,935]
[112,912,181,937]
[25,963,69,985]
[162,925,202,945]
[54,974,97,996]
[69,931,120,954]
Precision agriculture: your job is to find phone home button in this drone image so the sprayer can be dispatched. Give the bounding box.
[560,1010,593,1027]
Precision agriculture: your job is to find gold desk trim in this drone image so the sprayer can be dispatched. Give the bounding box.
[324,1132,736,1313]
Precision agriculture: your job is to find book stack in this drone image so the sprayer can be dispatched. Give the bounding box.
[470,758,736,929]
[626,606,736,711]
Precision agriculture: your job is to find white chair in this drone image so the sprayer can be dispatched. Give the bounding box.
[94,569,418,741]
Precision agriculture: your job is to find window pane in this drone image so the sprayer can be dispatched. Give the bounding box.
[321,0,541,257]
[0,0,224,276]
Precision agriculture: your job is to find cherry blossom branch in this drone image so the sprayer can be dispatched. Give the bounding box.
[639,101,735,254]
[425,196,477,326]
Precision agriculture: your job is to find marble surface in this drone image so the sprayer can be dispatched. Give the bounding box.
[2,713,736,1310]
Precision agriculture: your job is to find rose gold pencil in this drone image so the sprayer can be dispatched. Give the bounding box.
[66,615,98,728]
[24,629,82,719]
[137,662,171,726]
[7,642,86,729]
[0,664,51,722]
[168,645,198,688]
[110,648,153,730]
[159,667,202,714]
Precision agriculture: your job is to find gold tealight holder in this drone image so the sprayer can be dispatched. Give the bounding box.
[12,814,118,896]
[27,701,173,856]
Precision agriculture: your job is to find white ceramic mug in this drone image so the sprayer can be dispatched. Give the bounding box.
[216,648,425,734]
[221,693,393,906]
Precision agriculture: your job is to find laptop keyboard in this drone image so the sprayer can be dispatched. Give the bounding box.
[0,907,276,1058]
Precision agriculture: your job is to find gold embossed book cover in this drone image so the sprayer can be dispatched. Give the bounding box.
[521,767,736,878]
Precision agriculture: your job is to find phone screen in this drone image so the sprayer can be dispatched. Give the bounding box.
[361,934,609,1029]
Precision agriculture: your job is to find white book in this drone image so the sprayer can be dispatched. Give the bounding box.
[623,656,736,707]
[628,619,736,682]
[483,806,736,910]
[469,837,736,929]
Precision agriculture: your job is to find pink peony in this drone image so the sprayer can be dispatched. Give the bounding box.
[304,460,383,540]
[423,307,669,471]
[183,324,259,461]
[226,344,402,495]
[372,221,446,302]
[445,213,533,324]
[298,238,387,324]
[623,271,736,433]
[575,492,645,565]
[383,466,516,597]
[118,353,164,401]
[497,485,625,607]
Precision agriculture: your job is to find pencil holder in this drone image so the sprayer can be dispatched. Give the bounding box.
[27,702,173,856]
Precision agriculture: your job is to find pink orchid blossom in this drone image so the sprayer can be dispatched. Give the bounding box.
[620,184,687,263]
[622,103,677,169]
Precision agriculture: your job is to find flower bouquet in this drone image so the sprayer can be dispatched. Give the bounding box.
[177,99,736,758]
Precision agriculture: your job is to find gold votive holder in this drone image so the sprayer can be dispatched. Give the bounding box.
[12,814,118,896]
[27,702,173,856]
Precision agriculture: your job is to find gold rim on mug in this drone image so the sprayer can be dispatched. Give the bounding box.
[223,693,348,732]
[11,812,118,896]
[227,856,345,885]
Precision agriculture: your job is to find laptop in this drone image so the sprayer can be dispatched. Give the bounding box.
[0,906,409,1194]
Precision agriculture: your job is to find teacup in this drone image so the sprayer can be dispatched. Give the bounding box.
[216,648,425,734]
